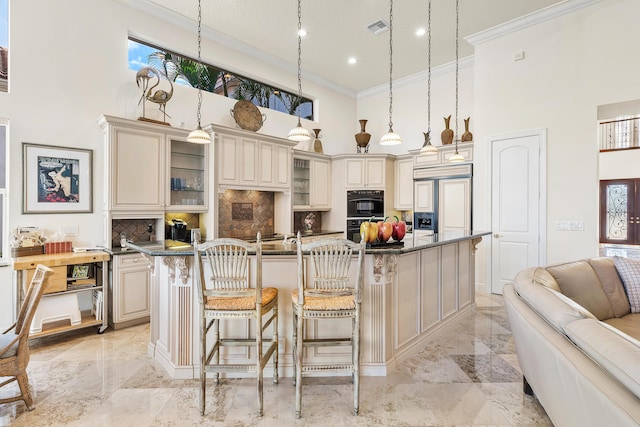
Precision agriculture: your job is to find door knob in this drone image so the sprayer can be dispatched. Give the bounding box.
[493,233,502,238]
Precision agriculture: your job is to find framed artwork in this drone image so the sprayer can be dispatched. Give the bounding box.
[71,265,90,279]
[23,143,93,213]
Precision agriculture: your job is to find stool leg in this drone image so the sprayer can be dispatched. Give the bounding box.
[200,316,206,415]
[273,300,279,385]
[295,311,304,419]
[292,308,297,386]
[213,319,220,384]
[256,309,264,417]
[353,310,361,416]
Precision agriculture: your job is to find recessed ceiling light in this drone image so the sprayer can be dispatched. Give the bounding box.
[298,29,307,37]
[348,57,357,65]
[416,27,426,36]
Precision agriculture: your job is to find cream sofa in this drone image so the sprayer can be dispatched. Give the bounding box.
[504,257,640,427]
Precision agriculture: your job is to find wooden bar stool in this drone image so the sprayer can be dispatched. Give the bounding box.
[194,233,278,416]
[292,231,365,418]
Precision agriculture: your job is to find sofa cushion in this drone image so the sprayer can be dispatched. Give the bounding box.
[528,267,561,291]
[613,256,640,313]
[564,318,640,400]
[589,257,630,317]
[546,260,615,320]
[604,314,640,341]
[514,278,596,333]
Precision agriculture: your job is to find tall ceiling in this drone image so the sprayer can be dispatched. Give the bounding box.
[138,0,563,93]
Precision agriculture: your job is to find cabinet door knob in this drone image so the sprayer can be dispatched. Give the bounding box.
[493,233,502,238]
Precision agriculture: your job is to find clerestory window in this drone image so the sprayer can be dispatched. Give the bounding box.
[127,37,313,121]
[0,0,7,93]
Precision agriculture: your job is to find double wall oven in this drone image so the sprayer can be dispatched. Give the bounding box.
[346,190,384,242]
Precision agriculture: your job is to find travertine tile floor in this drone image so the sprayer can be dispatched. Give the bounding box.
[0,292,552,426]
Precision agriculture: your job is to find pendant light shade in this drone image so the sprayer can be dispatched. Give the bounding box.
[380,130,403,146]
[380,0,402,146]
[288,0,311,142]
[420,132,438,155]
[188,0,211,144]
[187,127,211,144]
[288,119,312,141]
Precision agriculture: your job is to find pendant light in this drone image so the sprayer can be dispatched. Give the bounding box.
[187,0,211,144]
[448,0,465,163]
[380,0,402,146]
[287,0,312,142]
[420,0,438,155]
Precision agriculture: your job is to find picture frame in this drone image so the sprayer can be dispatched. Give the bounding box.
[71,265,90,279]
[23,143,93,213]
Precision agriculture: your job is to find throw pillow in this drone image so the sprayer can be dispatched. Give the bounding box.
[613,256,640,313]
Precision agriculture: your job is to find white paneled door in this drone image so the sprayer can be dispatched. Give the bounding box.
[491,130,546,294]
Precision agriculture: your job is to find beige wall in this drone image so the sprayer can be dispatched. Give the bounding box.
[471,0,640,278]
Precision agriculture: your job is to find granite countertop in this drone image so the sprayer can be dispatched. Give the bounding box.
[126,231,491,257]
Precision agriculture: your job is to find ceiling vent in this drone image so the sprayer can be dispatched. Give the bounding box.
[367,19,389,35]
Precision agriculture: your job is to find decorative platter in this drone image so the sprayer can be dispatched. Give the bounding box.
[230,100,266,132]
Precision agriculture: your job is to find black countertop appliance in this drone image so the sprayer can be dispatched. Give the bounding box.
[166,219,190,243]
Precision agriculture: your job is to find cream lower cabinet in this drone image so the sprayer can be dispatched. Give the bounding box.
[110,252,151,329]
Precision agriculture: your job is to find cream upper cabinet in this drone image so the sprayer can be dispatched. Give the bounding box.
[259,141,290,188]
[100,115,166,212]
[293,152,331,211]
[213,125,293,190]
[312,157,331,209]
[394,157,413,210]
[345,157,385,189]
[99,115,210,213]
[168,138,209,212]
[218,135,258,186]
[414,180,434,212]
[413,142,474,168]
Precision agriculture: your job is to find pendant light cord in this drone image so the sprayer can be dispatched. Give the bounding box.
[427,0,431,135]
[388,0,394,132]
[296,0,303,126]
[196,0,203,129]
[454,0,459,153]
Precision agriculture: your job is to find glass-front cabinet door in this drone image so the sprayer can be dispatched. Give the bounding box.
[168,139,208,211]
[293,157,311,209]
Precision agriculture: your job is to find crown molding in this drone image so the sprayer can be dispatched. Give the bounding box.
[466,0,600,46]
[357,56,474,101]
[116,0,357,99]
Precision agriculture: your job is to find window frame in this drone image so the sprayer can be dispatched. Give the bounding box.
[128,36,314,121]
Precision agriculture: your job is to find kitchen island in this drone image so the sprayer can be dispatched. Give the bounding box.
[129,231,490,379]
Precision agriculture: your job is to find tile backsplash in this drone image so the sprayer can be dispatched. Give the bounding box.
[111,219,159,247]
[293,211,322,234]
[112,214,201,247]
[218,190,274,239]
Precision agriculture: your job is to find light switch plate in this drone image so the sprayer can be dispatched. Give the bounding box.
[59,225,79,236]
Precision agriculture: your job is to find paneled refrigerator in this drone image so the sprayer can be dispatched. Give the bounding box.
[413,163,472,241]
